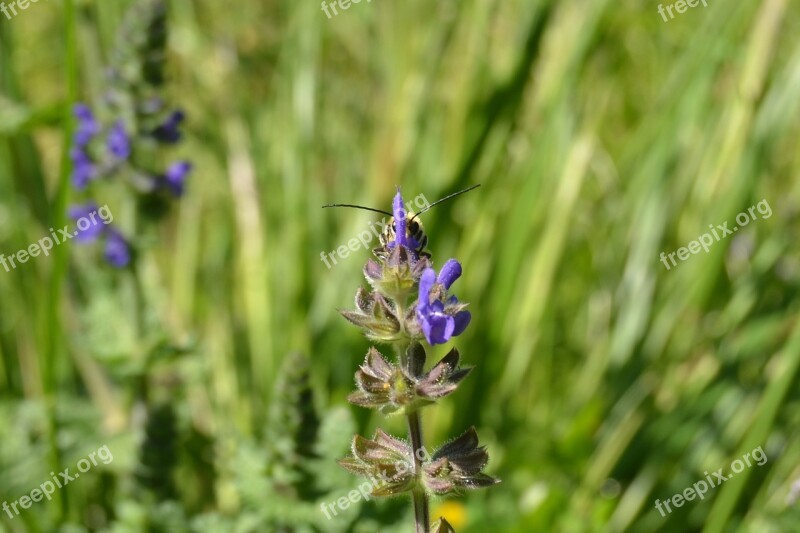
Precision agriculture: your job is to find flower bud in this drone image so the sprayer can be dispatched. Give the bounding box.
[422,427,500,495]
[431,517,456,533]
[347,346,473,415]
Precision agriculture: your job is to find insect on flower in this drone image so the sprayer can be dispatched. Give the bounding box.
[323,184,481,259]
[327,184,497,532]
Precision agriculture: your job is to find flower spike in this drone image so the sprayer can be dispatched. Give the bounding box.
[332,186,494,532]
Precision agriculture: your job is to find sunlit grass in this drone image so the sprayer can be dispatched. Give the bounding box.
[1,0,800,531]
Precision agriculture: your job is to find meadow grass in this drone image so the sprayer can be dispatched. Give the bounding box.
[1,0,800,531]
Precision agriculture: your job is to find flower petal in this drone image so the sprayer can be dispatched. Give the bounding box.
[418,268,436,309]
[437,259,462,289]
[452,310,471,337]
[392,188,408,248]
[422,312,455,345]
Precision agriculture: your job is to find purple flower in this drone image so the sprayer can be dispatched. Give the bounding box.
[68,203,130,268]
[152,110,185,143]
[437,259,462,290]
[68,202,105,242]
[70,104,100,190]
[162,161,192,197]
[416,260,471,345]
[107,120,131,160]
[73,103,100,147]
[70,148,96,190]
[104,230,131,268]
[392,189,410,248]
[388,188,420,252]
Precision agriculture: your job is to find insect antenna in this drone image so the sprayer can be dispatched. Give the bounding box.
[321,203,393,217]
[410,184,481,223]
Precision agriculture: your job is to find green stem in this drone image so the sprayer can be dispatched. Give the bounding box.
[407,409,430,533]
[395,330,430,533]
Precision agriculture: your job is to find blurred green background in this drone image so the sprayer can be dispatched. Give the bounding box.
[2,0,800,531]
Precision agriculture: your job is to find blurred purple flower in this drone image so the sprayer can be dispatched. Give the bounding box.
[68,202,104,242]
[68,203,130,268]
[73,103,100,147]
[70,148,97,190]
[152,109,185,143]
[104,230,131,268]
[107,120,131,160]
[162,160,192,197]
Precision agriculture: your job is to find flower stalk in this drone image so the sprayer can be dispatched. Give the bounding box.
[335,187,498,532]
[68,0,192,269]
[396,339,430,532]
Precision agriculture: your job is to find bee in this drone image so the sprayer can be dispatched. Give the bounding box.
[375,213,429,258]
[323,184,480,259]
